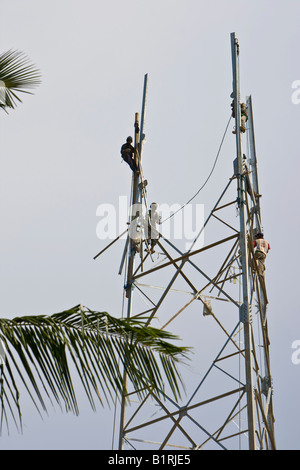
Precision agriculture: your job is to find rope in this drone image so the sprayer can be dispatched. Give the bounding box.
[160,115,232,224]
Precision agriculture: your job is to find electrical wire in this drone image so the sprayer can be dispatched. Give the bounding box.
[160,115,232,224]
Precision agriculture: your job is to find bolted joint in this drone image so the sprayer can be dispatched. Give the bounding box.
[179,407,188,418]
[124,281,134,291]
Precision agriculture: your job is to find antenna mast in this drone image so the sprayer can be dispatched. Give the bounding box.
[95,37,276,451]
[118,74,149,450]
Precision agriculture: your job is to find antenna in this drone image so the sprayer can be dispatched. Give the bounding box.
[118,74,149,450]
[94,36,275,450]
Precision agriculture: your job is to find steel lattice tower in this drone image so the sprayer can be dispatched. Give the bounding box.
[95,33,276,451]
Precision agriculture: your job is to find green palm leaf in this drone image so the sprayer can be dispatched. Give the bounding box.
[0,49,41,111]
[0,305,189,434]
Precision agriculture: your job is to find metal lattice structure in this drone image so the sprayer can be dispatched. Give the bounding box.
[95,33,276,451]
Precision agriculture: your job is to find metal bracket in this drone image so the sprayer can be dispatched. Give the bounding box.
[239,303,252,324]
[124,281,134,291]
[138,179,148,191]
[203,300,213,317]
[261,375,273,397]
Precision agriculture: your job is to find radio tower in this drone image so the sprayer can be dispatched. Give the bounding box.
[95,33,276,451]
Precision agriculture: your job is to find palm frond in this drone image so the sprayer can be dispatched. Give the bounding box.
[0,305,190,434]
[0,49,41,111]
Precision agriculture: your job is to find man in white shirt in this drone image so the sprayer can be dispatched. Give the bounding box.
[146,203,161,254]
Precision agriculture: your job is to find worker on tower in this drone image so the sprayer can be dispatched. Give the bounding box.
[240,102,248,132]
[253,232,270,278]
[120,136,139,174]
[237,154,261,201]
[146,202,161,254]
[231,100,248,134]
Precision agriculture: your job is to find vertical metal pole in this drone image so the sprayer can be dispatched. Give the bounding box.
[246,95,263,233]
[139,74,148,158]
[118,76,149,449]
[118,75,149,279]
[118,114,140,450]
[125,113,141,299]
[247,96,276,449]
[231,32,257,450]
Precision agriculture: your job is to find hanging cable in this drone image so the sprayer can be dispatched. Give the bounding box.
[160,115,232,224]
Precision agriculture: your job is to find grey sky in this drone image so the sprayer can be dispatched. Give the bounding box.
[0,0,299,450]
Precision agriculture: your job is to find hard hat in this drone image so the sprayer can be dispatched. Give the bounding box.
[255,232,264,239]
[127,136,133,143]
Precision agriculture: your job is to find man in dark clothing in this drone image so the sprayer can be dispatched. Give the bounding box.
[120,136,139,174]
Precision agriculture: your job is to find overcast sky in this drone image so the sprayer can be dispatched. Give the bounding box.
[0,0,299,450]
